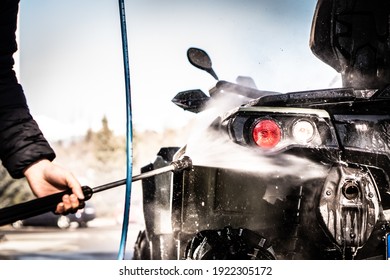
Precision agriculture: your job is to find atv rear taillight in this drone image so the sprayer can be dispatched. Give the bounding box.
[252,119,281,148]
[226,107,336,152]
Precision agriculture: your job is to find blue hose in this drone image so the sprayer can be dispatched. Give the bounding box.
[117,0,133,260]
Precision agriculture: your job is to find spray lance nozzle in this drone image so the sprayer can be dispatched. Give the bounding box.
[131,155,192,183]
[170,156,192,172]
[0,156,193,227]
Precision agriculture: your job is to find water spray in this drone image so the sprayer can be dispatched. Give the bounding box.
[0,156,192,228]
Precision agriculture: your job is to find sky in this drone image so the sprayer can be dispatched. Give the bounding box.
[17,0,340,141]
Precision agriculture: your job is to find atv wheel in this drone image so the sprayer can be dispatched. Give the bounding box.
[133,230,151,260]
[185,227,276,260]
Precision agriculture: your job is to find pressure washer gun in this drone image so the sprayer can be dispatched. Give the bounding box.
[0,156,192,227]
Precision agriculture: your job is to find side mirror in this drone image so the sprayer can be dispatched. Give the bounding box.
[171,89,210,113]
[187,48,219,80]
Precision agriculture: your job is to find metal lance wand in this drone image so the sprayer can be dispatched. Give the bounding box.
[0,156,192,227]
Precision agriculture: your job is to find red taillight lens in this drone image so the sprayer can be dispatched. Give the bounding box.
[252,119,281,148]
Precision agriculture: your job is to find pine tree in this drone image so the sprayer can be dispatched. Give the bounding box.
[0,164,34,208]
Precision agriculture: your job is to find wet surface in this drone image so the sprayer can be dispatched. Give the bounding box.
[0,218,141,260]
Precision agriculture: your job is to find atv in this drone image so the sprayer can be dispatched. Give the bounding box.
[133,0,390,260]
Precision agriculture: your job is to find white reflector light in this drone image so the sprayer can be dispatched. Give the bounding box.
[292,120,315,144]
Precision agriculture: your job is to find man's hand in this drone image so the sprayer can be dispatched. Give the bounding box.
[23,159,84,214]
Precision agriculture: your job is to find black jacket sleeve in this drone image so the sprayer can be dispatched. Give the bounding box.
[0,0,56,179]
[0,84,56,179]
